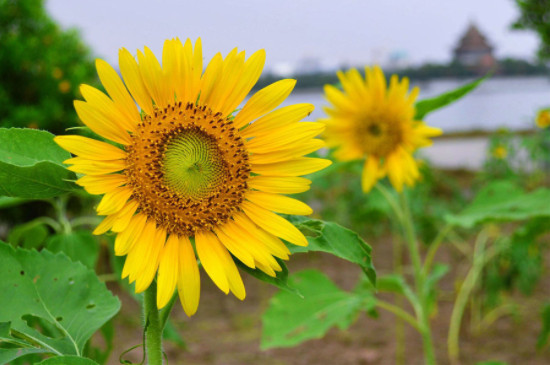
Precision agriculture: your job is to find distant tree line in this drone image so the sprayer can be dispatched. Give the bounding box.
[254,58,550,91]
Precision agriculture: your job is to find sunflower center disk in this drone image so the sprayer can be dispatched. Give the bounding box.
[126,103,250,236]
[358,116,404,157]
[163,129,226,201]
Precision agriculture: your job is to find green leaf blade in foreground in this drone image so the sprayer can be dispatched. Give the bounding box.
[0,128,77,198]
[37,355,99,364]
[261,270,375,349]
[445,181,550,228]
[288,217,376,285]
[414,76,486,120]
[0,242,120,360]
[45,231,100,269]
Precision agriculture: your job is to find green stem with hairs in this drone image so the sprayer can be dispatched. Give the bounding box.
[144,281,164,365]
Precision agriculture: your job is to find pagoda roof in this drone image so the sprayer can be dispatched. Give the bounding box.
[454,23,493,52]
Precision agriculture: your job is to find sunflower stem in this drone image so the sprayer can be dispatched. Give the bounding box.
[144,281,164,365]
[398,192,436,365]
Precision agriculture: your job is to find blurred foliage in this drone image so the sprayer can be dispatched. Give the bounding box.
[0,0,96,133]
[303,155,466,244]
[513,0,550,60]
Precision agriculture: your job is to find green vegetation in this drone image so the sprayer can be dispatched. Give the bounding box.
[0,0,96,133]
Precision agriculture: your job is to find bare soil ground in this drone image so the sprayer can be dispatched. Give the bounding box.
[107,235,550,365]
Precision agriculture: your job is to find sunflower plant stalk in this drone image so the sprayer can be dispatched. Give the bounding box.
[260,67,486,365]
[51,38,331,363]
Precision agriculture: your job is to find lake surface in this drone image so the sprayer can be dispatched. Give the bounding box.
[283,76,550,133]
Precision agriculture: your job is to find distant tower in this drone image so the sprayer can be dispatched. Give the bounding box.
[453,22,497,74]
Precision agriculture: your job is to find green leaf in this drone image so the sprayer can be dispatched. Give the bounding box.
[36,356,99,364]
[376,274,418,307]
[423,264,449,315]
[537,302,550,349]
[288,217,376,285]
[445,181,550,228]
[0,241,120,360]
[236,258,299,296]
[0,128,77,198]
[45,231,99,269]
[261,270,375,349]
[0,197,29,209]
[0,342,48,365]
[414,76,486,120]
[8,222,49,250]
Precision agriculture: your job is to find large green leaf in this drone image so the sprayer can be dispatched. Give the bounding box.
[445,181,550,228]
[0,128,77,198]
[45,231,99,269]
[288,217,376,285]
[37,356,99,364]
[261,270,375,349]
[414,76,486,120]
[0,242,120,361]
[0,197,28,209]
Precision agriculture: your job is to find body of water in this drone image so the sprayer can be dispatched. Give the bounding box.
[283,76,550,133]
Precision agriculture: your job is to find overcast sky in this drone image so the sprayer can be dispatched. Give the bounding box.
[46,0,539,72]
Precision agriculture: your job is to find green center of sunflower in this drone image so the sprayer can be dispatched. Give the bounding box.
[163,128,226,201]
[125,102,250,236]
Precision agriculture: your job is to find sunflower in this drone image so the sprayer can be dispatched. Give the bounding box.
[492,145,508,160]
[321,66,442,193]
[55,38,330,316]
[536,109,550,129]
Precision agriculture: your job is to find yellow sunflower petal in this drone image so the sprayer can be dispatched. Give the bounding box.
[111,200,139,232]
[361,157,380,193]
[205,48,245,113]
[241,201,308,246]
[96,187,133,216]
[119,48,154,115]
[233,79,296,128]
[251,157,332,177]
[65,157,126,175]
[241,103,315,138]
[114,213,147,256]
[198,53,223,104]
[214,226,256,268]
[133,223,165,292]
[75,174,126,195]
[246,190,312,215]
[177,235,200,316]
[195,231,245,299]
[249,139,325,165]
[54,135,126,160]
[93,214,119,235]
[73,100,132,145]
[232,213,290,259]
[248,176,311,194]
[218,49,266,117]
[137,47,172,109]
[246,122,325,152]
[157,234,180,308]
[95,59,141,127]
[80,85,136,133]
[218,219,281,274]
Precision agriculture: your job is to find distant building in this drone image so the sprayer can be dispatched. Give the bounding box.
[453,22,497,74]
